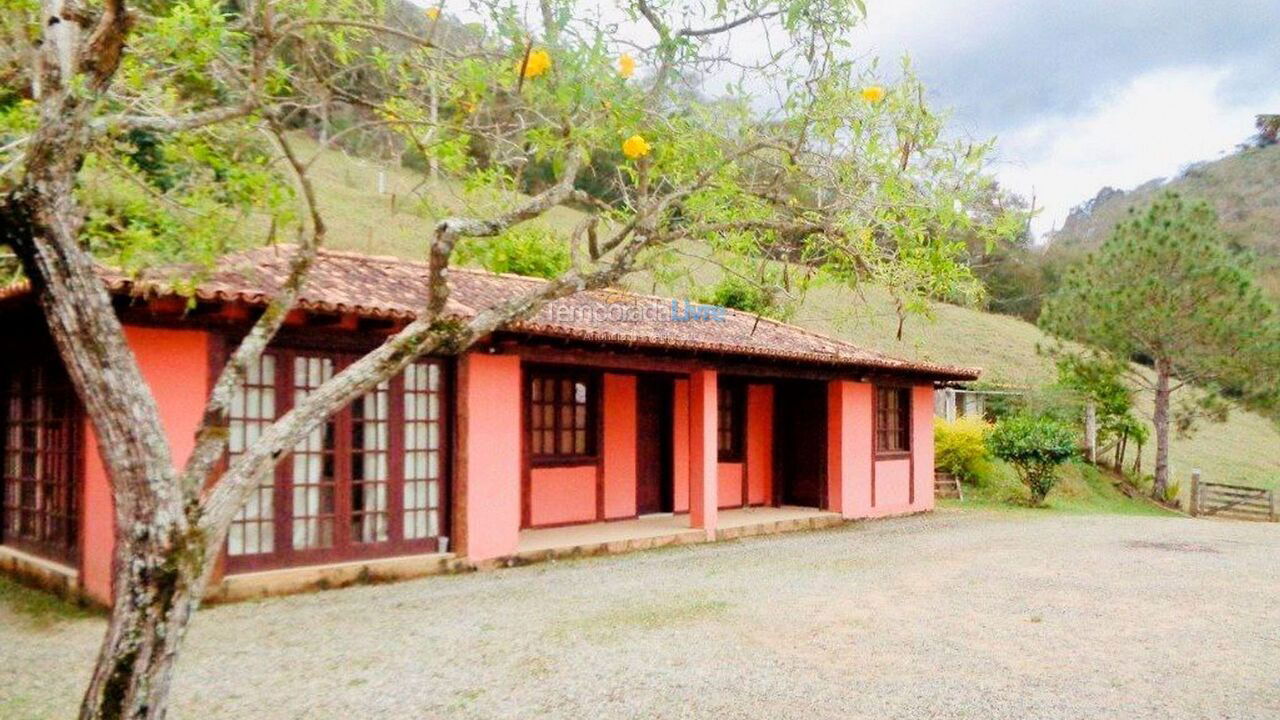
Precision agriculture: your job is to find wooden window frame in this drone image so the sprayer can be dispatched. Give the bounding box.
[874,385,912,458]
[0,355,83,567]
[218,338,451,574]
[526,366,600,467]
[717,378,746,463]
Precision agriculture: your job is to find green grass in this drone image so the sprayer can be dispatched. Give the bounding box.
[295,135,585,259]
[0,575,99,628]
[944,461,1176,516]
[301,139,1280,494]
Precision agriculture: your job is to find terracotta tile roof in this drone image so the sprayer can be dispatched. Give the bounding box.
[4,245,981,381]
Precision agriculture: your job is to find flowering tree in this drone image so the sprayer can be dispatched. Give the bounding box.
[0,0,1017,717]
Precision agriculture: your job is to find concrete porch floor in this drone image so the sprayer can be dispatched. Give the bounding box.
[514,505,843,563]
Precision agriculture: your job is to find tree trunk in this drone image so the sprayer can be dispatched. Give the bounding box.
[1152,362,1172,499]
[80,510,207,720]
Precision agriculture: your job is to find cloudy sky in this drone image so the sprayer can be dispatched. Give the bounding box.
[852,0,1280,236]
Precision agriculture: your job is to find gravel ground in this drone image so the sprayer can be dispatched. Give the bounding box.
[4,509,1280,719]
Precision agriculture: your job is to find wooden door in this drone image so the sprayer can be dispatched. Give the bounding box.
[775,380,827,508]
[635,375,674,514]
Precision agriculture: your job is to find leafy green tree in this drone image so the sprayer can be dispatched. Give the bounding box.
[0,0,1021,716]
[1040,191,1280,499]
[986,415,1078,505]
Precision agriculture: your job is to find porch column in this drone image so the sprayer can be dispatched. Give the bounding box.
[827,379,874,519]
[454,351,522,562]
[688,368,718,539]
[827,380,853,516]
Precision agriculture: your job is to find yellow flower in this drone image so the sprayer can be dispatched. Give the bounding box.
[622,134,651,159]
[518,49,552,78]
[425,6,440,20]
[618,53,636,79]
[861,85,886,104]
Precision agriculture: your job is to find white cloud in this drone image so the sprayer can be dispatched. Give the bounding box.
[992,66,1280,237]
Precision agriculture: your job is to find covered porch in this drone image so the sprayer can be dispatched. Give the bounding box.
[514,505,843,562]
[455,346,940,565]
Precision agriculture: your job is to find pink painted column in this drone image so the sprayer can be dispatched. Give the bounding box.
[912,384,937,512]
[826,380,855,516]
[687,369,718,539]
[827,380,875,519]
[455,351,522,562]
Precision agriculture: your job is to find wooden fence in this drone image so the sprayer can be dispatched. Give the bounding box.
[1189,477,1278,522]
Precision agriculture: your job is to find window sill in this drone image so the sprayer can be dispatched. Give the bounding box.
[530,456,600,468]
[875,451,912,461]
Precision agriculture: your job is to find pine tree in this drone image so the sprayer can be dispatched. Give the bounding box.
[1040,191,1280,498]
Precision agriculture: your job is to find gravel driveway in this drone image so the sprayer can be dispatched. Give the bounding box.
[4,509,1280,719]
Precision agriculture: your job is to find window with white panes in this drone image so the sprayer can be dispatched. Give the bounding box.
[292,355,337,551]
[220,348,448,573]
[402,362,444,540]
[226,354,277,556]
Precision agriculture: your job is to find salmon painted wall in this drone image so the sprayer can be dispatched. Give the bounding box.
[672,378,690,514]
[826,381,875,518]
[528,465,596,526]
[527,373,637,526]
[688,369,718,536]
[912,384,936,512]
[81,326,210,604]
[745,384,773,506]
[717,462,744,508]
[863,384,935,518]
[457,352,521,561]
[602,374,637,519]
[825,380,854,516]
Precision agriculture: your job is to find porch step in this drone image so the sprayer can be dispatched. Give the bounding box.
[935,472,963,500]
[714,512,844,541]
[513,528,709,565]
[510,508,846,567]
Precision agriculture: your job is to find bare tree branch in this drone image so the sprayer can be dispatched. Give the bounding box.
[178,123,326,496]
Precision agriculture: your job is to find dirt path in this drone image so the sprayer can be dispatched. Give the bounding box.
[4,509,1279,719]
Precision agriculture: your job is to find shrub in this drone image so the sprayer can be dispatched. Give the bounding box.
[934,417,989,483]
[454,226,571,279]
[986,415,1078,506]
[694,275,788,319]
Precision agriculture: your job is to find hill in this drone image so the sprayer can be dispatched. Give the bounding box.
[1046,142,1280,297]
[300,137,1280,492]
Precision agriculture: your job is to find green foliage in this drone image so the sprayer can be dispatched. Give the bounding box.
[694,274,789,320]
[1041,192,1280,416]
[1041,191,1280,495]
[454,227,571,279]
[986,415,1078,506]
[76,131,293,279]
[934,416,990,483]
[1054,354,1146,447]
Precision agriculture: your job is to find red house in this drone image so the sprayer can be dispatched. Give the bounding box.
[0,246,978,604]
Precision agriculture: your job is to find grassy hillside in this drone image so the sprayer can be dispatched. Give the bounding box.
[300,138,1280,492]
[297,137,584,257]
[791,282,1280,491]
[1046,142,1280,297]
